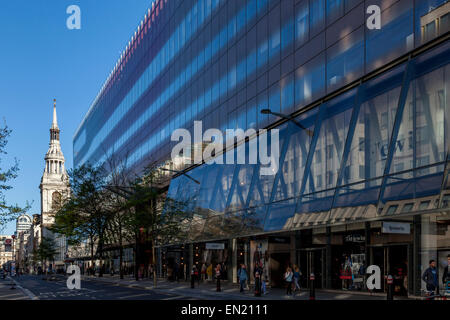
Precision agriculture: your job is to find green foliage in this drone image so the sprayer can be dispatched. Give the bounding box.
[51,163,113,272]
[122,164,193,246]
[34,236,58,264]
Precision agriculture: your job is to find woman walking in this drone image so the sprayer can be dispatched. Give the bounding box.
[215,264,222,292]
[284,267,293,296]
[207,263,212,282]
[293,266,302,292]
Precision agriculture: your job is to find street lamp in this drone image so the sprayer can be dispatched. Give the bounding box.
[260,108,314,137]
[160,168,201,185]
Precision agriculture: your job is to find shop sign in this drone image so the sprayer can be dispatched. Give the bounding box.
[344,234,365,243]
[382,222,410,234]
[205,243,224,250]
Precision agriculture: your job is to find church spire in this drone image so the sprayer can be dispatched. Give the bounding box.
[50,99,60,141]
[52,99,58,130]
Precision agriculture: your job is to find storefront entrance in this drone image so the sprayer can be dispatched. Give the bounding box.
[298,249,324,289]
[370,244,409,295]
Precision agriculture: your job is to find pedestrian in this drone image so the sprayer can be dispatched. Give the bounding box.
[262,273,267,295]
[284,267,293,296]
[201,263,207,282]
[207,263,213,282]
[237,264,248,293]
[196,265,200,286]
[442,254,450,294]
[254,270,262,297]
[293,266,301,292]
[174,263,179,282]
[422,259,439,297]
[191,266,197,288]
[215,264,222,292]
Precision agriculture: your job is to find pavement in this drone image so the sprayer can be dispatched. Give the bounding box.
[0,276,29,300]
[78,274,405,300]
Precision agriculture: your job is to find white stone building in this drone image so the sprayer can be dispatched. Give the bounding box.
[39,100,70,270]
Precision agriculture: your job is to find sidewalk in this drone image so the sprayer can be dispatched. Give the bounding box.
[79,274,413,300]
[0,277,31,300]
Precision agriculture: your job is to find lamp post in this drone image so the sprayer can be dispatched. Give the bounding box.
[10,235,16,290]
[11,235,15,274]
[260,109,314,137]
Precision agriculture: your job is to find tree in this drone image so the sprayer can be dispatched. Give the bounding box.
[34,236,58,276]
[120,163,193,287]
[102,154,134,280]
[51,164,113,277]
[0,122,30,228]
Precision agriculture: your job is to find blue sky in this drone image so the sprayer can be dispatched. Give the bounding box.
[0,0,151,235]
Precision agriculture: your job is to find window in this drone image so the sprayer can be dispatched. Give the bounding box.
[326,0,344,24]
[402,203,414,213]
[310,0,325,36]
[441,13,450,34]
[295,0,309,48]
[295,53,325,109]
[386,205,398,215]
[359,165,365,179]
[424,21,437,42]
[327,27,364,91]
[366,1,413,72]
[419,200,431,211]
[52,192,62,211]
[326,171,334,185]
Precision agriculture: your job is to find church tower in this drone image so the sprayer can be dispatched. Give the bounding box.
[40,99,70,230]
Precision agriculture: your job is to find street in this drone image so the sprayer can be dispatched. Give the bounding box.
[10,275,188,300]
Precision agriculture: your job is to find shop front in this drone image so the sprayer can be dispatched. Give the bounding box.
[192,241,229,281]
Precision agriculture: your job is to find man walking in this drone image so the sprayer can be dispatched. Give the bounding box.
[238,264,248,293]
[422,259,439,297]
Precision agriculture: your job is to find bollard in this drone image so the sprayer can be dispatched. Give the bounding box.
[309,273,315,300]
[386,275,394,300]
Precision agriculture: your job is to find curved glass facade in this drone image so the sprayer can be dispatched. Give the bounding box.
[167,42,450,242]
[74,0,450,294]
[74,0,449,175]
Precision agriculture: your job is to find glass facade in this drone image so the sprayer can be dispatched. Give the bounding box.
[166,43,450,242]
[73,0,450,294]
[74,0,449,174]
